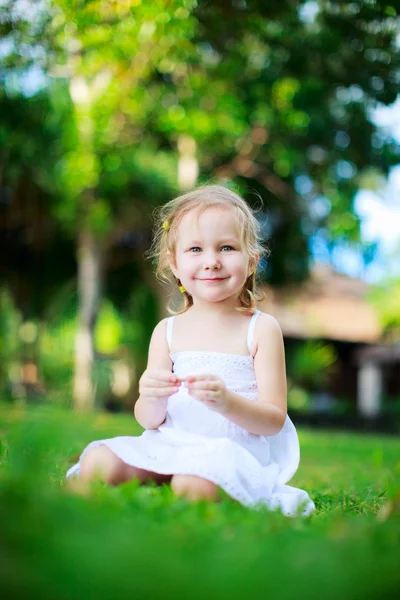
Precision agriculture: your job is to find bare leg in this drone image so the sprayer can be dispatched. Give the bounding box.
[171,474,220,502]
[79,444,172,486]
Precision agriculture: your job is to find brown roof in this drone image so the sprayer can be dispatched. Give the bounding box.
[259,265,382,343]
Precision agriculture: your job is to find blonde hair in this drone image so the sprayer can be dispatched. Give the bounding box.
[146,184,268,315]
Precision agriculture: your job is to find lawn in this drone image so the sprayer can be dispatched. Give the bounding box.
[0,403,399,600]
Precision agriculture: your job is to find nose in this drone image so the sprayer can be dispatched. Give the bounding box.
[203,251,221,270]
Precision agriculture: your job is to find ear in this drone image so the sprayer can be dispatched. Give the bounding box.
[167,250,179,279]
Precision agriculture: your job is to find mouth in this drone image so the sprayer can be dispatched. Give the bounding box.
[199,277,226,281]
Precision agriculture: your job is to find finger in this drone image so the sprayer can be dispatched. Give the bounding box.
[147,371,179,383]
[140,386,180,397]
[188,380,217,391]
[144,376,179,387]
[184,374,218,384]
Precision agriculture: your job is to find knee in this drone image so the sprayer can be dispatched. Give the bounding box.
[171,474,219,501]
[80,445,121,485]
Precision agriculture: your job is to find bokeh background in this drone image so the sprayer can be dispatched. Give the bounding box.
[1,0,399,425]
[1,2,400,599]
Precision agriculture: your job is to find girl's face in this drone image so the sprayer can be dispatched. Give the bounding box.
[169,206,256,307]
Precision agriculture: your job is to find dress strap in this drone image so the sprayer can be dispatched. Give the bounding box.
[247,310,261,355]
[166,316,175,351]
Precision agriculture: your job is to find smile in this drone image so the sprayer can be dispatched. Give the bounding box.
[199,278,226,281]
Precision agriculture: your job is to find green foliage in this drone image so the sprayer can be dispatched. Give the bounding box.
[0,405,399,599]
[288,340,338,390]
[1,0,400,405]
[40,312,76,403]
[0,288,21,367]
[369,274,400,335]
[367,238,400,340]
[0,279,157,408]
[1,0,399,282]
[95,300,123,355]
[287,385,312,412]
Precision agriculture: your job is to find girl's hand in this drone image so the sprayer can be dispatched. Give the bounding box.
[184,374,232,414]
[139,369,180,403]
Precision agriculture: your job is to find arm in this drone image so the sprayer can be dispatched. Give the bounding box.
[225,315,287,435]
[134,319,177,430]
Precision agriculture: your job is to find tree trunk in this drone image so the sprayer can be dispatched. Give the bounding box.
[177,135,198,191]
[73,227,103,410]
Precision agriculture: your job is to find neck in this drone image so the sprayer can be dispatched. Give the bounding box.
[189,297,242,317]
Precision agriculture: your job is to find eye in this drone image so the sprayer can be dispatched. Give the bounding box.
[189,247,202,252]
[221,245,235,251]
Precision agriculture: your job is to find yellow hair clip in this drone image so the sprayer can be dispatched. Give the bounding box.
[179,285,186,293]
[162,220,170,231]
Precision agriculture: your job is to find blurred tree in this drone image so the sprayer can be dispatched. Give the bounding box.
[371,279,400,340]
[369,243,400,341]
[1,0,399,408]
[190,1,400,281]
[287,340,338,392]
[0,84,77,396]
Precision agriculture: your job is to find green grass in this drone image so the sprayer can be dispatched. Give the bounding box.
[0,403,399,600]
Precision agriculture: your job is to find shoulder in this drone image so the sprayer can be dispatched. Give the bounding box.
[253,311,283,354]
[255,310,282,335]
[150,317,174,346]
[152,317,170,336]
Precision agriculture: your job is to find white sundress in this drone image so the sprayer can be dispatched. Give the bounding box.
[67,310,315,516]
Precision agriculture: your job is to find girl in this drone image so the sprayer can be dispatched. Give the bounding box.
[67,185,315,516]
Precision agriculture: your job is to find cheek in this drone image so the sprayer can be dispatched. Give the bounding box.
[178,257,196,276]
[229,256,248,274]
